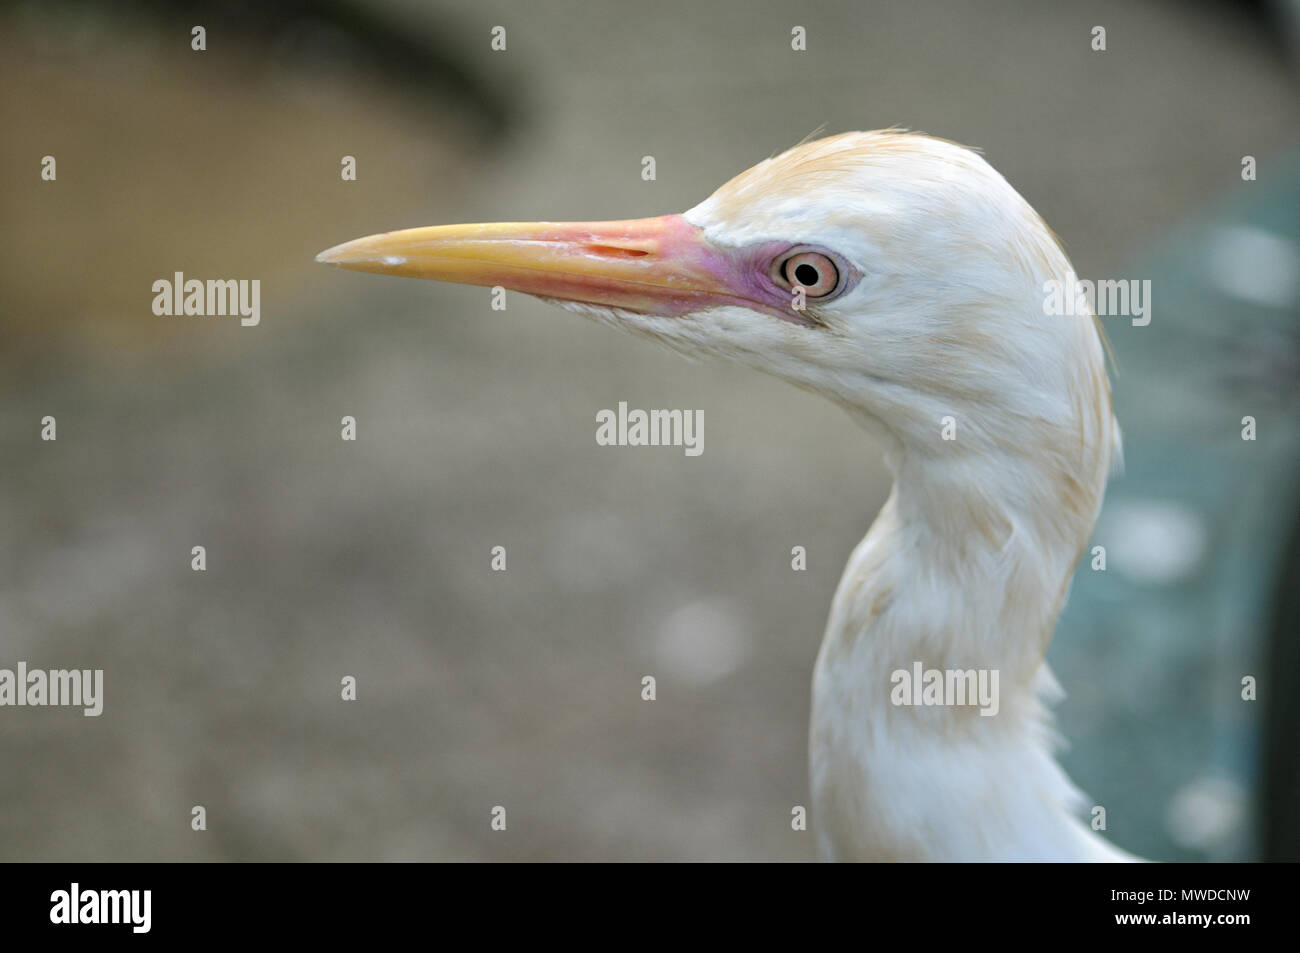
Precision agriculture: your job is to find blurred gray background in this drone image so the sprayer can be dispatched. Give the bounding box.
[1,0,1297,861]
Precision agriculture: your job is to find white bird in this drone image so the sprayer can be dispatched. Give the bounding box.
[317,130,1136,862]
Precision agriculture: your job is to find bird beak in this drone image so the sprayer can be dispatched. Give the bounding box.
[315,214,744,316]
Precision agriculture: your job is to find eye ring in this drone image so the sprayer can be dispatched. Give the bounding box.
[775,250,842,298]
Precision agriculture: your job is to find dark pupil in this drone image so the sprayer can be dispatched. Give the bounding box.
[794,263,820,287]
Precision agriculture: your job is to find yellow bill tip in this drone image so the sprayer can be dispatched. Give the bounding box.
[315,239,405,268]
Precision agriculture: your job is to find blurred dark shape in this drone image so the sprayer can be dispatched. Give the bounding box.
[1183,0,1300,67]
[13,0,518,143]
[1262,504,1300,862]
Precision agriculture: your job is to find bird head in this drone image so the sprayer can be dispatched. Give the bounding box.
[317,131,1112,469]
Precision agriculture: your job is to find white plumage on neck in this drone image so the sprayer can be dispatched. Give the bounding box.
[811,434,1127,861]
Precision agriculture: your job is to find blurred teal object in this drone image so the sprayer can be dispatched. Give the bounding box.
[1050,147,1300,861]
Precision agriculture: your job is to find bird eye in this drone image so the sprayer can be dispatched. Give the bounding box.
[778,251,840,297]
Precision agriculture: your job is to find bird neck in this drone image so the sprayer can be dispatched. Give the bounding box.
[853,413,1109,677]
[809,403,1115,861]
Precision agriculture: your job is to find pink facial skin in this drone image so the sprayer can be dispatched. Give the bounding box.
[317,214,857,328]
